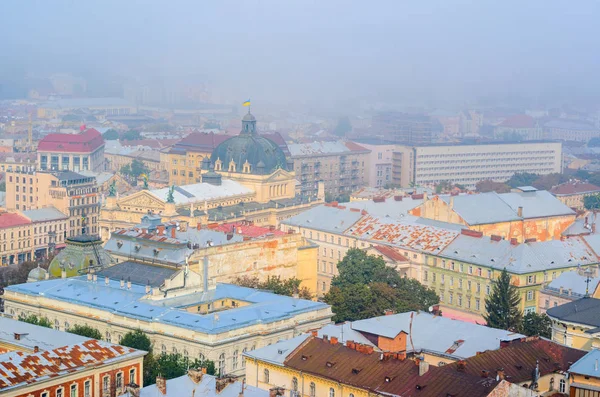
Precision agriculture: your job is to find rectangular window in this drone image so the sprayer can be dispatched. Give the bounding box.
[475,299,480,311]
[84,380,90,397]
[129,368,136,383]
[56,388,63,397]
[458,295,462,307]
[487,270,492,278]
[468,266,473,274]
[441,274,445,284]
[116,372,123,389]
[70,384,77,397]
[527,290,534,301]
[424,271,428,281]
[450,276,454,286]
[486,285,491,295]
[103,376,110,392]
[449,292,454,304]
[459,264,464,272]
[432,272,436,282]
[42,392,49,397]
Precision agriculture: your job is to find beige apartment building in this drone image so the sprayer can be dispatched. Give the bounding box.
[288,141,370,199]
[5,170,100,237]
[357,142,396,188]
[392,141,562,188]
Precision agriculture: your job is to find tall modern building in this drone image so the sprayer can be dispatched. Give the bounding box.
[392,141,562,189]
[372,112,435,145]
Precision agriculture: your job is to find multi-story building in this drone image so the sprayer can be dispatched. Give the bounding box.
[37,97,135,119]
[5,170,100,237]
[372,112,435,145]
[459,109,483,136]
[544,119,600,142]
[0,213,33,265]
[37,128,105,172]
[0,317,146,397]
[105,149,164,173]
[568,350,600,396]
[538,270,600,314]
[409,187,576,242]
[0,152,36,173]
[547,296,600,351]
[356,142,396,188]
[493,115,543,141]
[3,262,333,377]
[550,181,600,211]
[392,141,563,189]
[23,207,69,260]
[288,141,370,199]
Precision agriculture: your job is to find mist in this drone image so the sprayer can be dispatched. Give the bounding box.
[2,0,600,110]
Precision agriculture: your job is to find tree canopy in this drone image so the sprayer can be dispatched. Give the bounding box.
[589,137,600,147]
[324,249,439,322]
[484,268,522,331]
[122,130,142,141]
[103,129,119,140]
[68,324,103,339]
[234,275,312,300]
[518,312,552,338]
[475,180,511,193]
[506,172,538,188]
[18,314,53,328]
[584,194,600,211]
[121,159,150,178]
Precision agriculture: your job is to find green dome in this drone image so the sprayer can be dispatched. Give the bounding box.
[27,266,47,282]
[211,112,288,174]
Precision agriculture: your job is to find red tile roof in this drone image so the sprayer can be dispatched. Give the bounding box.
[208,222,286,238]
[284,337,498,397]
[372,245,409,262]
[550,182,600,196]
[0,213,31,229]
[499,115,536,129]
[170,132,229,154]
[0,339,141,389]
[37,128,104,153]
[345,141,370,152]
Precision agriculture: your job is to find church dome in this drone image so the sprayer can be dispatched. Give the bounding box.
[27,266,47,282]
[211,112,288,174]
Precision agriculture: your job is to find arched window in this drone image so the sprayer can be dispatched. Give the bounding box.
[232,350,239,370]
[329,387,335,397]
[242,347,248,368]
[264,369,270,383]
[105,331,111,342]
[64,321,70,331]
[183,349,189,360]
[559,379,566,393]
[161,344,166,355]
[172,346,177,355]
[54,319,60,329]
[198,352,205,361]
[292,377,298,392]
[549,377,554,391]
[309,383,316,397]
[218,353,226,375]
[349,394,355,397]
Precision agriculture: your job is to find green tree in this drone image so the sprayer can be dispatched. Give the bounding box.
[506,172,538,188]
[121,330,156,386]
[103,129,119,140]
[333,116,352,137]
[18,314,53,328]
[68,324,102,339]
[518,312,552,338]
[475,180,511,193]
[234,276,312,300]
[531,173,568,191]
[121,159,149,178]
[122,130,142,141]
[484,268,522,331]
[584,194,600,210]
[589,137,600,147]
[0,181,5,192]
[325,249,439,322]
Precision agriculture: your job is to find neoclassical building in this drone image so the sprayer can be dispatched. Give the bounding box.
[99,112,323,240]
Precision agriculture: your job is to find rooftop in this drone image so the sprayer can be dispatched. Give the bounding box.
[544,271,600,299]
[288,141,370,157]
[569,349,600,378]
[37,128,104,153]
[208,222,286,238]
[150,180,253,205]
[544,119,599,131]
[0,317,90,353]
[498,114,536,129]
[0,213,31,228]
[550,182,600,196]
[96,261,179,288]
[5,277,330,335]
[22,207,68,223]
[40,97,133,109]
[547,297,600,329]
[0,339,144,392]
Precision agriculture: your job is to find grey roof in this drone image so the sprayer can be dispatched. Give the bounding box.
[150,180,253,205]
[439,190,575,225]
[243,334,310,366]
[96,261,179,287]
[545,271,600,299]
[544,119,598,131]
[569,349,600,378]
[120,373,269,397]
[0,317,90,352]
[79,171,116,186]
[583,234,600,254]
[280,204,363,234]
[56,170,95,183]
[439,235,597,274]
[547,297,600,328]
[288,141,368,157]
[22,207,68,222]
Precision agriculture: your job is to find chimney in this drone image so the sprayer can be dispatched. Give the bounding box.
[330,336,338,344]
[171,226,176,239]
[142,228,148,234]
[157,225,165,235]
[125,383,141,397]
[559,286,564,295]
[197,223,202,231]
[120,278,125,288]
[457,360,467,372]
[87,272,92,281]
[419,358,430,376]
[156,376,167,395]
[145,281,151,294]
[510,238,518,246]
[61,268,66,279]
[449,196,454,209]
[496,368,505,380]
[216,377,232,393]
[92,274,97,283]
[384,309,395,316]
[346,340,356,350]
[33,346,39,353]
[517,206,523,218]
[105,276,110,286]
[322,335,329,342]
[127,277,132,290]
[188,368,205,384]
[568,288,572,296]
[311,330,318,337]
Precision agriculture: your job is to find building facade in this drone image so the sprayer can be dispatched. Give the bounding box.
[5,170,100,237]
[372,112,435,145]
[37,128,105,172]
[550,182,600,211]
[357,142,396,188]
[288,141,370,199]
[392,141,563,189]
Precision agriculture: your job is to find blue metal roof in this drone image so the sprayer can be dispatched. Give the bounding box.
[5,278,330,334]
[569,349,600,378]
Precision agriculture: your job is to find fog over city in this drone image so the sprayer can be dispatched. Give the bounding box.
[2,0,600,110]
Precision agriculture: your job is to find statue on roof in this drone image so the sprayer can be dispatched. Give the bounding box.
[166,185,175,203]
[141,173,149,190]
[108,180,117,197]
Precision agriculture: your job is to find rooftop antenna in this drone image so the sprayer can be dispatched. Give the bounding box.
[585,267,593,297]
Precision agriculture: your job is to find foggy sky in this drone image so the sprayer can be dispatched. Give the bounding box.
[2,0,600,109]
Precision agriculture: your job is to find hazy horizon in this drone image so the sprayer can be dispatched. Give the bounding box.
[2,1,600,111]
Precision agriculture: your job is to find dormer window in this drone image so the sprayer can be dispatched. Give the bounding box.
[243,161,251,173]
[228,160,236,172]
[215,159,222,171]
[134,244,141,252]
[116,240,123,249]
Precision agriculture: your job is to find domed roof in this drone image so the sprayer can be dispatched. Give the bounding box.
[27,266,47,282]
[211,112,288,174]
